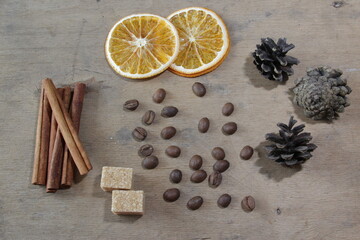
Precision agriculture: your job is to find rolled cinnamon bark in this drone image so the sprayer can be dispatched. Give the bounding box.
[61,146,73,188]
[46,87,71,192]
[42,78,90,175]
[61,83,86,188]
[32,86,44,185]
[48,88,64,172]
[46,128,64,192]
[36,91,52,185]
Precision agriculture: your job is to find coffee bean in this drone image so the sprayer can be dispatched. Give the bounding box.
[142,155,159,169]
[240,145,254,160]
[153,88,166,103]
[192,82,206,97]
[198,117,210,133]
[163,188,180,202]
[142,110,155,125]
[160,126,176,140]
[208,171,222,188]
[222,122,237,135]
[123,99,139,111]
[161,106,178,118]
[222,102,234,116]
[187,196,203,210]
[132,127,147,141]
[217,194,231,208]
[241,196,255,212]
[189,155,203,170]
[138,144,154,157]
[213,160,230,173]
[165,146,181,158]
[169,169,182,183]
[190,170,207,183]
[211,147,225,160]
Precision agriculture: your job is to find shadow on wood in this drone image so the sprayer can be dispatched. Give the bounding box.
[74,167,86,184]
[91,174,104,198]
[254,140,302,182]
[106,64,170,82]
[244,55,284,90]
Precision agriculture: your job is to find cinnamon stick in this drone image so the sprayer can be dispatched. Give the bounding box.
[61,146,73,188]
[48,88,64,170]
[46,87,71,192]
[36,91,52,185]
[52,81,92,171]
[61,83,86,188]
[46,129,64,192]
[42,78,90,175]
[32,86,44,185]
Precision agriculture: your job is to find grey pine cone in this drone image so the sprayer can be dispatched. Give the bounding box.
[253,38,299,82]
[265,116,317,166]
[293,66,352,120]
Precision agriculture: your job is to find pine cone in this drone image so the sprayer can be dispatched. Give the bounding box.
[293,66,352,120]
[253,38,299,82]
[265,116,317,166]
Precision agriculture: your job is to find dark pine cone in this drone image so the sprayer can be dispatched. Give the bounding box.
[253,38,299,82]
[265,116,317,166]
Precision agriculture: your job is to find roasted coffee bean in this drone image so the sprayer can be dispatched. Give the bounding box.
[211,147,225,160]
[165,145,181,158]
[161,106,178,118]
[169,169,182,183]
[189,155,203,170]
[123,99,139,111]
[132,127,147,141]
[208,171,222,188]
[222,102,234,116]
[142,110,155,125]
[160,126,176,140]
[217,194,231,208]
[153,88,166,103]
[241,196,255,212]
[192,82,206,97]
[190,170,207,183]
[213,160,230,173]
[187,196,203,210]
[222,122,237,135]
[240,145,254,160]
[163,188,180,202]
[142,155,159,169]
[198,117,210,133]
[138,144,154,157]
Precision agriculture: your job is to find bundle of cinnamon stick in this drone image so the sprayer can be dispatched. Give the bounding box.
[32,78,92,192]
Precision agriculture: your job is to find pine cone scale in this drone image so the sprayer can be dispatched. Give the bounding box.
[284,55,299,65]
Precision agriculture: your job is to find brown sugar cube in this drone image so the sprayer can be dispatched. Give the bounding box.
[112,190,144,215]
[100,166,133,192]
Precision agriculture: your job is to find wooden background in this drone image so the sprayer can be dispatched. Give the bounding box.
[0,0,359,239]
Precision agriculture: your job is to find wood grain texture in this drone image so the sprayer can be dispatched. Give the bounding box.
[0,0,359,239]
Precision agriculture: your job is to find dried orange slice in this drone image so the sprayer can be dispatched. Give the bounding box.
[168,7,230,77]
[105,14,179,79]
